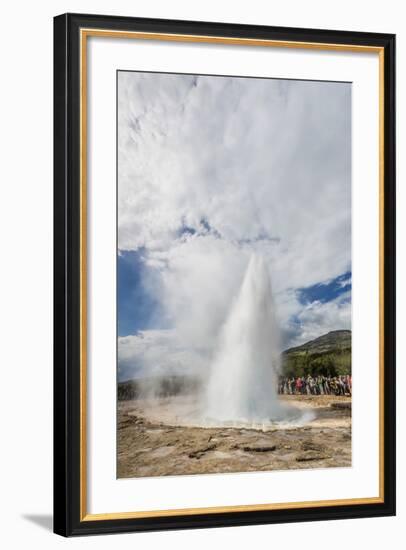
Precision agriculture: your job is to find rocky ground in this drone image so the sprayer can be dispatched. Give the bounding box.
[117,395,351,478]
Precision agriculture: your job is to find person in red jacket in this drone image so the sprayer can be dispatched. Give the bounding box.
[295,377,302,395]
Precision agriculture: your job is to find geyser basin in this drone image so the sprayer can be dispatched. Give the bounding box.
[204,254,300,425]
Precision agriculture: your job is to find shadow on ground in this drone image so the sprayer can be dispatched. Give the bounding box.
[22,514,53,532]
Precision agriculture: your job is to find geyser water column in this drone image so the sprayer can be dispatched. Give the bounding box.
[205,254,287,424]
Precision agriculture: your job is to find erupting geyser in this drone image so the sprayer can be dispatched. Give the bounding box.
[205,254,290,425]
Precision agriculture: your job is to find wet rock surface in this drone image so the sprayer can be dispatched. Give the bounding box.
[117,395,351,478]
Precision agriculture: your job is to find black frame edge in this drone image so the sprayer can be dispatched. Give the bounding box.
[53,13,396,537]
[382,33,396,517]
[60,11,395,45]
[53,13,69,537]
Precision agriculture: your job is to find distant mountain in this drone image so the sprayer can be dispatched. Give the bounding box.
[281,330,351,377]
[283,330,351,355]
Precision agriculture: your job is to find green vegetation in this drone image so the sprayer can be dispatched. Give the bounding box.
[281,330,351,378]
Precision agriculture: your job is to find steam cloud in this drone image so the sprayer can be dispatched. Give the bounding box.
[117,71,351,382]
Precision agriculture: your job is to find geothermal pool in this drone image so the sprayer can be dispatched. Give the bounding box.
[125,394,349,431]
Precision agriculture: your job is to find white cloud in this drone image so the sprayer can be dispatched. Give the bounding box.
[285,291,351,348]
[117,72,351,378]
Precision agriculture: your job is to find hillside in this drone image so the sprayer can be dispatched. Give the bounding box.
[281,330,351,377]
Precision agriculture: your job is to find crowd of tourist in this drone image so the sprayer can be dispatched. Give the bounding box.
[277,374,352,396]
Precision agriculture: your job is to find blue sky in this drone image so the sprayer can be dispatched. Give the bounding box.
[118,250,158,336]
[297,271,351,306]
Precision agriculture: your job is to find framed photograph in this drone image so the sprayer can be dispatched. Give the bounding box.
[54,13,396,536]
